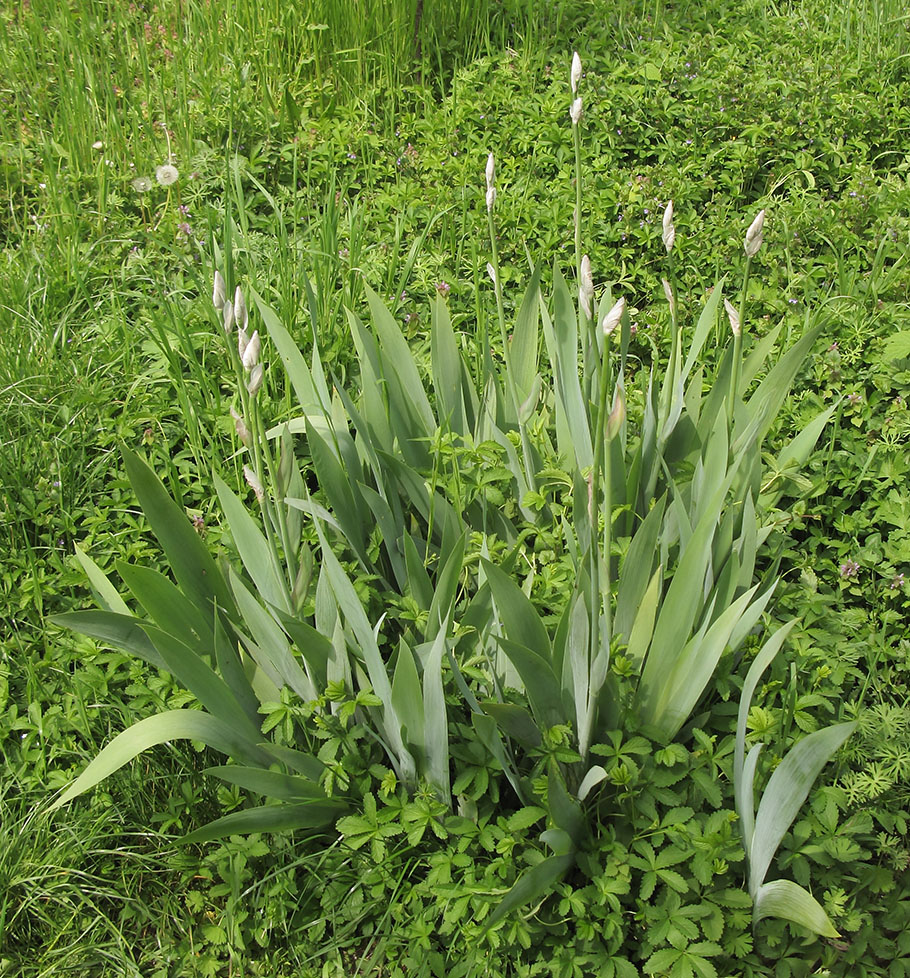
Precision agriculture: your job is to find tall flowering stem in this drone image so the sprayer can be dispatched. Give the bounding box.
[485,155,508,368]
[219,277,297,591]
[659,202,681,441]
[588,297,624,709]
[728,209,765,431]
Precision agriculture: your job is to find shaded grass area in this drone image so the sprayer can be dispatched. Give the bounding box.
[1,0,909,974]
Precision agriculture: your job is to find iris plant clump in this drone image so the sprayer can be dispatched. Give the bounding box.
[50,52,852,939]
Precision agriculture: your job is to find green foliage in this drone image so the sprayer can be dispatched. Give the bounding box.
[4,0,910,971]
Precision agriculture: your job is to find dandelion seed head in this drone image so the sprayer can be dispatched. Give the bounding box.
[155,163,179,186]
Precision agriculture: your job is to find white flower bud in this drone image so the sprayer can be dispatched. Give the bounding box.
[238,326,249,358]
[662,200,676,253]
[571,51,582,94]
[662,278,675,309]
[243,465,264,501]
[579,254,594,320]
[570,97,583,126]
[246,363,263,396]
[234,286,248,333]
[241,330,260,371]
[231,406,251,446]
[606,389,626,440]
[744,209,765,257]
[724,298,741,336]
[485,152,495,192]
[486,186,496,212]
[212,271,226,311]
[222,299,234,334]
[601,296,625,336]
[487,262,497,287]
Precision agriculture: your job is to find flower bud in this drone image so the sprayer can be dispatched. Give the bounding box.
[662,200,676,253]
[571,51,582,94]
[579,254,594,320]
[247,363,264,396]
[234,286,248,333]
[212,271,226,310]
[222,299,234,334]
[606,389,626,440]
[724,298,741,336]
[231,406,251,446]
[486,186,496,212]
[241,330,260,371]
[243,465,264,501]
[238,326,249,358]
[485,152,495,192]
[662,278,675,310]
[601,296,625,336]
[744,209,765,257]
[570,97,583,126]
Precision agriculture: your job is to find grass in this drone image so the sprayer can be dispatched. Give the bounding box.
[2,0,910,974]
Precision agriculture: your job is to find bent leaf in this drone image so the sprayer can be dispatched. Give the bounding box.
[484,853,575,930]
[753,879,839,937]
[49,710,271,811]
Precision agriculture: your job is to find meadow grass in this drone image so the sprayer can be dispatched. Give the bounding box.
[2,0,909,974]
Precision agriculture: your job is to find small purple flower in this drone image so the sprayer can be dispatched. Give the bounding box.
[839,559,860,579]
[177,222,192,236]
[890,573,904,590]
[435,281,451,297]
[846,392,862,407]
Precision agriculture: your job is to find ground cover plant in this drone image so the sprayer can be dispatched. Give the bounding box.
[2,0,909,975]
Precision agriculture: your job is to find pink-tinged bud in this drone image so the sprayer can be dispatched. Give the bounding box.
[486,262,497,287]
[212,271,226,310]
[724,298,741,336]
[744,209,765,257]
[662,278,675,309]
[606,389,626,440]
[601,296,625,336]
[662,201,676,253]
[243,465,264,501]
[241,330,260,371]
[222,299,234,334]
[580,254,594,319]
[247,363,263,396]
[234,286,248,333]
[570,97,583,126]
[230,406,251,446]
[571,51,582,94]
[486,186,496,212]
[485,152,495,192]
